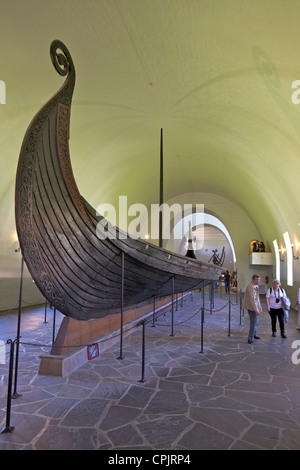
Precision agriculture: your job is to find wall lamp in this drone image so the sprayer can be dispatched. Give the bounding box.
[292,244,299,260]
[278,248,285,262]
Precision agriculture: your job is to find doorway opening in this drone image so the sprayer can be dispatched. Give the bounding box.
[170,213,236,271]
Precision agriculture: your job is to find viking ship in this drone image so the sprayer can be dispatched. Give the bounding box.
[15,40,221,321]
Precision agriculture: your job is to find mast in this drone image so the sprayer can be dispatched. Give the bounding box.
[159,128,163,248]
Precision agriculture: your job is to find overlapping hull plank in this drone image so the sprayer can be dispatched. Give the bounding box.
[15,40,221,321]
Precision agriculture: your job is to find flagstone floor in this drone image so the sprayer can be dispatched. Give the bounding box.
[1,290,300,450]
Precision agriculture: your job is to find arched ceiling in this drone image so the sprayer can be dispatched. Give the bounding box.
[1,0,300,255]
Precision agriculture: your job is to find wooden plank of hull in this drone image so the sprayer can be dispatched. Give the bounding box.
[15,40,221,321]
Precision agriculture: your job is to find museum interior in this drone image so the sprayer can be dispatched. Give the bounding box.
[1,0,300,451]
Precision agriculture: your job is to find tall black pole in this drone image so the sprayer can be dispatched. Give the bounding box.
[152,296,156,327]
[170,277,174,337]
[139,320,146,383]
[200,307,204,354]
[44,298,48,323]
[159,128,163,248]
[118,251,125,360]
[52,308,57,344]
[1,340,15,433]
[12,255,24,399]
[228,290,231,337]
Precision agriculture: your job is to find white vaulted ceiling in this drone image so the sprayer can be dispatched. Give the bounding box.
[1,0,300,307]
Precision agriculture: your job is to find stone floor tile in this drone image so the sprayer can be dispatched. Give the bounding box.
[60,398,108,426]
[118,385,155,408]
[177,421,234,450]
[100,405,141,431]
[137,415,193,449]
[241,423,279,449]
[35,425,97,450]
[39,397,78,418]
[106,423,145,448]
[90,379,130,399]
[144,389,188,415]
[189,406,250,438]
[225,389,292,412]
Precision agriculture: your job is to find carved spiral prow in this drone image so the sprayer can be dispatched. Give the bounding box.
[50,40,74,77]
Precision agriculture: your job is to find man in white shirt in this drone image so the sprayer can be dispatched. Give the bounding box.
[266,280,287,338]
[242,274,262,344]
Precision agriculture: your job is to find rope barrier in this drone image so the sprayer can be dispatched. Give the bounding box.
[154,307,200,326]
[203,301,229,312]
[0,297,46,317]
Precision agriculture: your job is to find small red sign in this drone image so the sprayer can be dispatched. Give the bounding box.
[87,343,99,360]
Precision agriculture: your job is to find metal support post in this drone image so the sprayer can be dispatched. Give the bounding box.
[118,252,125,360]
[239,292,242,325]
[44,298,48,323]
[1,340,15,433]
[159,128,163,248]
[12,255,24,399]
[170,277,174,336]
[52,308,57,344]
[139,320,146,383]
[152,296,156,327]
[200,307,204,354]
[228,292,231,337]
[202,281,205,323]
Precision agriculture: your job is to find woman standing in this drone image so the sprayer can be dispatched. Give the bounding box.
[266,280,287,338]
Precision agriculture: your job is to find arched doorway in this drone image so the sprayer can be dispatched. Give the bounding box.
[167,213,236,271]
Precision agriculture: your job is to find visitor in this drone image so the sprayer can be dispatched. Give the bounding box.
[266,280,287,338]
[242,274,262,344]
[224,271,230,294]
